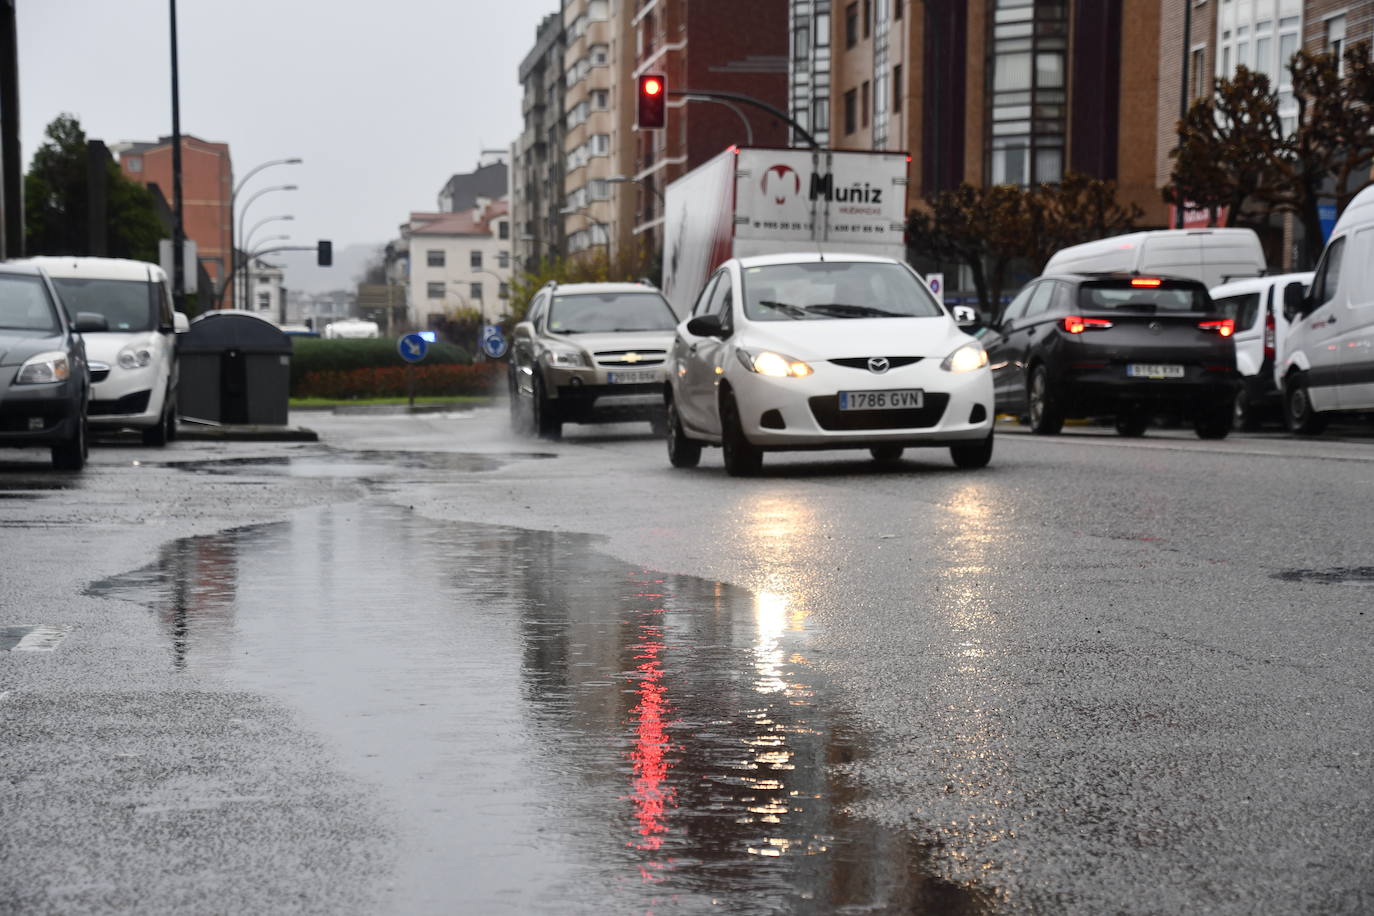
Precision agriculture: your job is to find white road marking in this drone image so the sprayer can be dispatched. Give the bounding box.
[8,625,73,652]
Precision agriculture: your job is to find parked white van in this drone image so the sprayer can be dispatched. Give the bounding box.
[1210,272,1312,429]
[1279,184,1374,434]
[1043,228,1267,289]
[322,319,380,339]
[29,257,188,445]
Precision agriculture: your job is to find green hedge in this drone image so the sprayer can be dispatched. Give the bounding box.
[295,363,505,399]
[288,337,472,388]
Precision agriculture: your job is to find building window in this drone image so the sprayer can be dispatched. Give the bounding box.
[499,221,509,240]
[1192,47,1207,98]
[471,250,482,268]
[1327,14,1346,73]
[427,249,445,267]
[987,0,1067,187]
[498,251,511,268]
[816,12,830,46]
[256,292,271,310]
[127,157,142,173]
[592,89,609,109]
[893,64,902,113]
[1218,7,1302,133]
[427,282,445,299]
[470,282,483,300]
[845,3,858,47]
[894,0,902,19]
[794,19,811,65]
[844,88,857,134]
[814,97,830,133]
[863,0,872,38]
[861,80,870,127]
[499,282,510,300]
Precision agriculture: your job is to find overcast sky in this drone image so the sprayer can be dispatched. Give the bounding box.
[17,0,556,260]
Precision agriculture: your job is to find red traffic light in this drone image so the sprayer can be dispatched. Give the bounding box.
[637,73,666,129]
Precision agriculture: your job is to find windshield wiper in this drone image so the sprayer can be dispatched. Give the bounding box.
[804,303,906,318]
[755,299,812,319]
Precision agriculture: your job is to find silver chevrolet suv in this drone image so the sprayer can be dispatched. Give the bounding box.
[508,281,678,439]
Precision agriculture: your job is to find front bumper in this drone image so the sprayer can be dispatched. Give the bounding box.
[88,363,165,429]
[0,379,83,447]
[729,361,993,449]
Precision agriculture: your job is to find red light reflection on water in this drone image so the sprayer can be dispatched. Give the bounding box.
[627,578,675,885]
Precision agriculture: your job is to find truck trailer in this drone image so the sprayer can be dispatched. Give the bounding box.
[661,146,910,316]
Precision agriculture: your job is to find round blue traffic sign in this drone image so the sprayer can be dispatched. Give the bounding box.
[398,333,429,363]
[480,324,508,359]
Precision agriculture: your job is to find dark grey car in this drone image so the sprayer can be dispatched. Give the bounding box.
[0,264,104,470]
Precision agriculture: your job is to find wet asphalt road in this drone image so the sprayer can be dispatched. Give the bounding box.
[1,407,1372,915]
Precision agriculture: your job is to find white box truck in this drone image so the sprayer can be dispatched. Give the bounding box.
[661,146,911,316]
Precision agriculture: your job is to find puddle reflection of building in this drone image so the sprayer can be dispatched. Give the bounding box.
[157,533,241,669]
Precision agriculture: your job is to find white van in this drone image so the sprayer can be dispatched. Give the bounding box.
[1043,228,1267,289]
[322,319,380,339]
[29,257,188,445]
[1210,272,1312,430]
[1279,185,1374,434]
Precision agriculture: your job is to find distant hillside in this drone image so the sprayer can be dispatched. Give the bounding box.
[270,242,382,294]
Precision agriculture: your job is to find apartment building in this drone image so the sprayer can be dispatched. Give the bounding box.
[114,135,234,294]
[1157,0,1372,264]
[401,200,512,327]
[628,0,790,250]
[823,0,1166,225]
[513,13,567,270]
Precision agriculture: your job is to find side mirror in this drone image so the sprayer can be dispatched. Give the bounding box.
[686,314,724,338]
[1282,282,1307,321]
[513,321,534,339]
[951,305,983,331]
[173,311,190,333]
[73,312,109,333]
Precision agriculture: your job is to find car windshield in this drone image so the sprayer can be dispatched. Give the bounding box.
[741,261,945,321]
[547,292,677,334]
[1079,282,1209,312]
[50,277,155,332]
[0,275,59,333]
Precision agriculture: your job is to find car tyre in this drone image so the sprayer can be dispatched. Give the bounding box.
[720,392,762,477]
[1233,389,1260,432]
[532,373,562,440]
[649,409,669,438]
[869,444,904,463]
[1027,366,1063,435]
[1194,404,1232,440]
[666,397,702,469]
[142,394,176,447]
[1284,373,1327,436]
[51,416,87,471]
[1114,411,1149,437]
[950,432,994,469]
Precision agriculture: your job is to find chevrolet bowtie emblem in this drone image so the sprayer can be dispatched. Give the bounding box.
[624,352,641,363]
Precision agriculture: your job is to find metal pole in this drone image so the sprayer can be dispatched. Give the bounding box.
[169,0,186,309]
[1175,0,1193,229]
[683,95,754,145]
[666,88,819,150]
[0,0,22,259]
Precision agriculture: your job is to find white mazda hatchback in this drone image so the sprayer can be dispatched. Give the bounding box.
[666,253,994,476]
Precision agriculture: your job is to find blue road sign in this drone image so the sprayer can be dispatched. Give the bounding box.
[480,324,508,359]
[398,333,429,363]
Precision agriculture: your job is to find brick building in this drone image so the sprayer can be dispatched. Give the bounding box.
[114,136,233,296]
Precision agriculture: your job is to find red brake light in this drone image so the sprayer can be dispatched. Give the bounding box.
[1131,278,1163,288]
[1062,316,1114,334]
[1199,319,1235,337]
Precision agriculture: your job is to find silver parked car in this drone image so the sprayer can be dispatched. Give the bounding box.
[508,281,678,439]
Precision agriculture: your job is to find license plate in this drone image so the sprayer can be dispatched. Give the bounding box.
[1126,364,1185,379]
[607,369,660,384]
[838,389,924,410]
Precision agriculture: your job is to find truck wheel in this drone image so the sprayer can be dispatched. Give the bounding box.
[1284,374,1327,436]
[720,393,762,477]
[52,416,87,471]
[666,398,701,468]
[1028,366,1063,435]
[532,374,562,440]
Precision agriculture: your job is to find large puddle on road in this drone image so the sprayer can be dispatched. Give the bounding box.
[89,505,997,915]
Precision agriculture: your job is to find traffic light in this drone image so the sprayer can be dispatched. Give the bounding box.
[637,73,666,129]
[317,240,332,267]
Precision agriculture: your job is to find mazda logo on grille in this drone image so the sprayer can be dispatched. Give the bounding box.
[868,357,890,374]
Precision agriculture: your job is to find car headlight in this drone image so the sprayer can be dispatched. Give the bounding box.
[736,348,813,378]
[940,343,988,373]
[543,347,588,368]
[15,351,71,385]
[117,343,153,369]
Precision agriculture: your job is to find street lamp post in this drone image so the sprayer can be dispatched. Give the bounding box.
[228,157,301,307]
[243,214,294,254]
[236,184,297,308]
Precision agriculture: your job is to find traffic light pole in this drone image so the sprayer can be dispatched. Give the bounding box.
[219,243,329,312]
[666,88,820,151]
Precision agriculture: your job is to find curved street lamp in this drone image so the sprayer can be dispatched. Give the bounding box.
[244,214,294,253]
[237,184,298,308]
[228,158,301,306]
